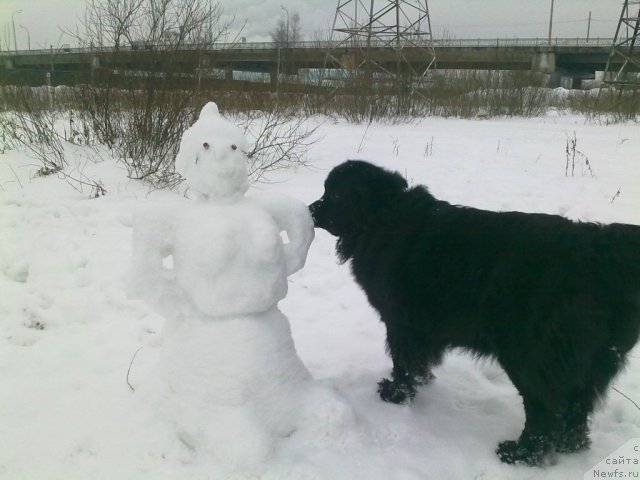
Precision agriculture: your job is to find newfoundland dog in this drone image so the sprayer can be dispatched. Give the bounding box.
[309,160,640,466]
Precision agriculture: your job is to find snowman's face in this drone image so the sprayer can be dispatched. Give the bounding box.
[175,113,250,202]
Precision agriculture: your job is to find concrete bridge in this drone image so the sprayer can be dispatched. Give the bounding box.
[0,37,629,89]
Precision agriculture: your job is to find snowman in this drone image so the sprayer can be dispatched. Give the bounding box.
[129,103,353,466]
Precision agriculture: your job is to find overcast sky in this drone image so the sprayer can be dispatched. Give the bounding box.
[0,0,624,50]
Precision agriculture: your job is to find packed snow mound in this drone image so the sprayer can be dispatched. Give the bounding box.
[129,196,314,318]
[131,200,294,317]
[248,193,315,276]
[129,201,346,464]
[127,100,338,466]
[142,309,355,467]
[174,101,250,202]
[135,102,315,316]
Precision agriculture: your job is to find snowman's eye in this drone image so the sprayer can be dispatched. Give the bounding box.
[231,144,237,151]
[203,142,210,150]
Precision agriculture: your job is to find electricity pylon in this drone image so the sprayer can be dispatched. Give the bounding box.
[325,0,436,95]
[602,0,640,88]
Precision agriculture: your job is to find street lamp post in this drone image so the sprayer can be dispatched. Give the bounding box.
[19,25,30,50]
[11,9,23,53]
[279,4,290,83]
[547,0,555,47]
[281,5,290,47]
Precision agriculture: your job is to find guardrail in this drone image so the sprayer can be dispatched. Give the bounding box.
[0,37,614,57]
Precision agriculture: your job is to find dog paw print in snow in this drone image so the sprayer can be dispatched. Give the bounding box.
[128,102,353,466]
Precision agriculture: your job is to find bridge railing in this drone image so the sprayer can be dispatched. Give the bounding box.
[1,37,614,57]
[435,37,613,47]
[219,37,614,49]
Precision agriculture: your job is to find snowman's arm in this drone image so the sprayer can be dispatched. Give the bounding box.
[129,206,177,303]
[248,194,315,276]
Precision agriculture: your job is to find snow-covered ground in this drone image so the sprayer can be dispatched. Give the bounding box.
[1,113,639,480]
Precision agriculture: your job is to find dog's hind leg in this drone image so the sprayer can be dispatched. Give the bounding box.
[495,359,567,465]
[496,390,564,465]
[557,347,625,453]
[556,389,592,454]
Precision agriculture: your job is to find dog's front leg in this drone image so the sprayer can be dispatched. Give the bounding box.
[378,365,417,404]
[377,322,433,404]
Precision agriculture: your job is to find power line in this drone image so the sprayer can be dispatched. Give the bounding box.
[432,18,617,30]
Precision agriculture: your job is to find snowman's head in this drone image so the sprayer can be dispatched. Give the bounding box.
[175,102,250,202]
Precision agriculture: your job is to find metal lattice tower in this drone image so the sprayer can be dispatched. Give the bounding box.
[602,0,640,88]
[325,0,436,94]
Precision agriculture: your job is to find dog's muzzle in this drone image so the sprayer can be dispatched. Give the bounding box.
[308,200,323,227]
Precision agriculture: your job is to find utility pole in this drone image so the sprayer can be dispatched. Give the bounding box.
[279,4,291,80]
[208,0,213,45]
[547,0,555,46]
[281,5,290,46]
[586,11,592,42]
[19,25,30,50]
[11,10,22,53]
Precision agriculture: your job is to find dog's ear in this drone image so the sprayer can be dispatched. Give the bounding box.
[388,171,408,191]
[337,160,408,200]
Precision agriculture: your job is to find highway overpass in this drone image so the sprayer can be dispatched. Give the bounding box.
[0,37,631,89]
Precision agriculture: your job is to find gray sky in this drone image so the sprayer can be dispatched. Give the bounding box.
[0,0,623,50]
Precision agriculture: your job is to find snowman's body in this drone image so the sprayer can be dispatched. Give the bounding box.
[173,200,287,316]
[130,103,352,465]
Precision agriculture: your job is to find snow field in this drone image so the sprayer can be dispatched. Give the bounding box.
[1,113,639,479]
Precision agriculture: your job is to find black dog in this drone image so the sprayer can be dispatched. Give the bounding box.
[309,160,640,466]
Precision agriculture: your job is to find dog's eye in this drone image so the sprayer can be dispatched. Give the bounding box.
[203,142,210,150]
[231,144,237,151]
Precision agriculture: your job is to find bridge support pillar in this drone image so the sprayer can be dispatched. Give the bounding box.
[548,72,562,88]
[91,56,100,69]
[560,76,588,90]
[225,69,233,81]
[548,72,591,90]
[532,51,556,74]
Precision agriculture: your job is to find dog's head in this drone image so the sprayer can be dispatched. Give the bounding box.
[309,160,408,238]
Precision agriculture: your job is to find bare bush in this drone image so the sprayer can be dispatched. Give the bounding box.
[67,0,232,187]
[294,69,553,122]
[271,10,302,47]
[97,89,194,189]
[77,0,230,49]
[0,88,67,175]
[565,132,594,178]
[239,107,320,183]
[566,88,640,123]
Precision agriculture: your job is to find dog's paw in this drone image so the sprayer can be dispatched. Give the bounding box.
[414,371,436,386]
[496,439,546,466]
[377,378,415,404]
[555,430,591,454]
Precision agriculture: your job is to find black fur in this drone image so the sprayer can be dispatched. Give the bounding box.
[309,160,640,466]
